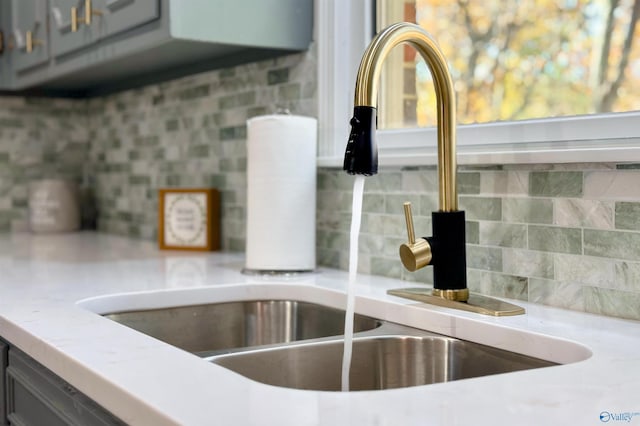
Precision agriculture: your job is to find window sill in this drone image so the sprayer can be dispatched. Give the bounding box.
[318,136,640,168]
[319,112,640,168]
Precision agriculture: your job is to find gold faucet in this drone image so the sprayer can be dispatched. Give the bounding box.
[344,22,524,316]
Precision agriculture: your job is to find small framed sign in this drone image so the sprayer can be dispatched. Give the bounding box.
[158,188,220,251]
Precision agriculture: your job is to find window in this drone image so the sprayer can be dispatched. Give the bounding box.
[377,0,640,129]
[317,0,640,167]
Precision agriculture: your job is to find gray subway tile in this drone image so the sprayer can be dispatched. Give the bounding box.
[554,254,614,287]
[583,287,640,321]
[479,222,527,248]
[228,237,246,252]
[480,171,528,195]
[401,169,437,192]
[584,229,640,261]
[503,249,554,279]
[528,278,584,311]
[267,68,290,85]
[188,145,210,158]
[320,230,348,250]
[458,173,480,194]
[133,136,159,147]
[365,172,402,192]
[555,199,613,229]
[237,92,256,107]
[363,193,385,214]
[466,245,502,271]
[0,117,24,128]
[466,269,528,301]
[529,171,582,197]
[614,262,640,292]
[219,68,235,78]
[359,234,385,254]
[219,125,246,140]
[278,83,301,101]
[152,94,164,105]
[317,248,341,269]
[247,106,268,118]
[371,256,403,279]
[584,171,640,200]
[178,84,210,100]
[616,163,640,169]
[615,202,640,230]
[503,198,553,224]
[466,221,479,245]
[129,175,151,185]
[400,263,433,284]
[383,236,406,258]
[459,197,502,221]
[419,194,439,215]
[165,119,179,131]
[528,225,582,254]
[385,194,418,215]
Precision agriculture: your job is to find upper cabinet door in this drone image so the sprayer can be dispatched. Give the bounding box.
[50,0,100,57]
[50,0,159,58]
[11,0,49,72]
[0,0,10,88]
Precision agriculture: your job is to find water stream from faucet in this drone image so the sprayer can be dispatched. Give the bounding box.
[341,175,366,392]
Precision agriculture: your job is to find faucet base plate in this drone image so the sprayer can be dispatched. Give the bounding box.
[387,287,525,316]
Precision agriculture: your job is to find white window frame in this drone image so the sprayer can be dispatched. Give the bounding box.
[316,0,640,167]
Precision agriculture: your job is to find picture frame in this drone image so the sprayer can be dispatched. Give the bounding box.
[158,188,220,251]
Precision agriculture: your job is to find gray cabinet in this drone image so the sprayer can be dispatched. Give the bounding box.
[4,346,124,426]
[0,0,13,88]
[6,0,313,95]
[50,0,160,58]
[1,340,7,426]
[10,0,49,73]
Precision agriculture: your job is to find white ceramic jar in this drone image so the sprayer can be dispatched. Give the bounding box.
[28,179,81,233]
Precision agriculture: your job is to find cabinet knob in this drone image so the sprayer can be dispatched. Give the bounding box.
[399,202,432,272]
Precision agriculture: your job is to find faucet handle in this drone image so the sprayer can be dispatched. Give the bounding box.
[399,202,432,272]
[403,202,416,244]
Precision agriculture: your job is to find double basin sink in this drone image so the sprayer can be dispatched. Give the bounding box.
[104,299,557,391]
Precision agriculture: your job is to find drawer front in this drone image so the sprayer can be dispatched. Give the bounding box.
[51,0,160,58]
[6,349,124,426]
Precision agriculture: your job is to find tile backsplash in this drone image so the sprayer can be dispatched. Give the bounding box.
[84,50,315,247]
[0,97,89,231]
[1,46,640,321]
[316,164,640,321]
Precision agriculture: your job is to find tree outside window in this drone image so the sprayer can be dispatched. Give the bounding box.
[378,0,640,129]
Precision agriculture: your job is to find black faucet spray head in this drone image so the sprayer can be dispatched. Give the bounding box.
[343,106,378,176]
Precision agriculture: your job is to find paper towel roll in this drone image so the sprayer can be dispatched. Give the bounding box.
[246,114,317,271]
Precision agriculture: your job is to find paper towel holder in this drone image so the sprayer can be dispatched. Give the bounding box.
[244,113,317,276]
[274,106,291,115]
[241,268,315,277]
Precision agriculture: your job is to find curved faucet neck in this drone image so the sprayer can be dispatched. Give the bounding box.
[354,22,458,212]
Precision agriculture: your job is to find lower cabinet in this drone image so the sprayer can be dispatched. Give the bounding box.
[1,341,7,426]
[3,345,124,426]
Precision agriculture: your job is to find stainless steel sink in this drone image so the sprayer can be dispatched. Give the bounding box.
[104,299,558,392]
[104,300,381,356]
[210,323,557,391]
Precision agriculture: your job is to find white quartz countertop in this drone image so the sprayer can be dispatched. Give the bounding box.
[1,232,639,426]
